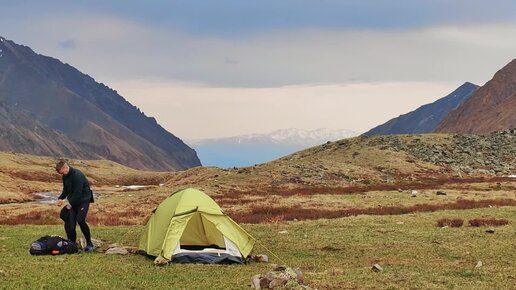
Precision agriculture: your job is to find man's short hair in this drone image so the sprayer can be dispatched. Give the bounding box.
[55,159,68,171]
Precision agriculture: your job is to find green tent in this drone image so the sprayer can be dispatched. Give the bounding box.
[139,188,255,264]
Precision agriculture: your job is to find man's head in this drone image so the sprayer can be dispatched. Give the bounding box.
[55,159,70,176]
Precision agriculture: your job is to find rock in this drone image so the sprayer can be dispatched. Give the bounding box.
[284,268,298,280]
[107,243,120,249]
[124,247,139,254]
[153,255,169,266]
[252,265,308,289]
[436,191,447,195]
[486,228,495,233]
[272,264,288,271]
[294,268,304,283]
[269,277,288,288]
[475,261,483,268]
[105,247,129,255]
[397,188,403,192]
[278,230,288,234]
[250,274,261,289]
[249,254,269,263]
[259,276,272,289]
[372,264,383,272]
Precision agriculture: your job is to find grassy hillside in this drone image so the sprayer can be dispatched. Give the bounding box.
[0,132,515,288]
[0,152,169,204]
[1,206,514,289]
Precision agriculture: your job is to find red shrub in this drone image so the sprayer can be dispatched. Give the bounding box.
[436,218,464,227]
[227,198,516,224]
[468,218,509,227]
[0,209,60,225]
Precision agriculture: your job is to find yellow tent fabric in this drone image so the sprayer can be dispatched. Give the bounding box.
[139,188,255,261]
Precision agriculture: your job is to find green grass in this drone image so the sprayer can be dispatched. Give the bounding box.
[1,206,515,289]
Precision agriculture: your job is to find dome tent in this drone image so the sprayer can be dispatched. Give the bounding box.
[139,188,255,264]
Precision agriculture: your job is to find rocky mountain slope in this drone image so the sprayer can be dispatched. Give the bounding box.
[363,82,478,136]
[0,101,96,159]
[435,59,516,134]
[0,36,200,171]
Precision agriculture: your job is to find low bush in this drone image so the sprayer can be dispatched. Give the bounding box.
[436,218,464,227]
[227,198,516,224]
[468,218,509,227]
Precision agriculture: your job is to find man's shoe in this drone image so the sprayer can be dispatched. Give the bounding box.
[84,244,95,252]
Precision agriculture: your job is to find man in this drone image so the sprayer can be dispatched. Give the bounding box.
[55,160,95,252]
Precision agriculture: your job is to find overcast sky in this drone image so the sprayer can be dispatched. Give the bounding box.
[1,1,515,139]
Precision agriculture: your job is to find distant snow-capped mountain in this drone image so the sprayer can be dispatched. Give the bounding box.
[188,128,359,168]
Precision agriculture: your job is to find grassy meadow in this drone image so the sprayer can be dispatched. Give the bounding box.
[1,206,515,289]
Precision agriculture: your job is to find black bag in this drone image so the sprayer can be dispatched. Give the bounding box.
[29,235,78,255]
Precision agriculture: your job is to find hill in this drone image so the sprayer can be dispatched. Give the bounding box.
[0,36,200,171]
[363,82,478,136]
[435,59,516,133]
[0,151,169,203]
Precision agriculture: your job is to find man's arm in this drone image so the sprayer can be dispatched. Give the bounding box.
[57,176,69,200]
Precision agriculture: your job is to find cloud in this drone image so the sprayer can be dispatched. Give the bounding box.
[58,39,76,49]
[6,13,515,88]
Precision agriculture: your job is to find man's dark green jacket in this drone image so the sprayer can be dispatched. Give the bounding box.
[58,167,94,207]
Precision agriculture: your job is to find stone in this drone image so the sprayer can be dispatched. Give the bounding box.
[105,247,129,255]
[436,191,447,195]
[278,230,288,234]
[269,277,288,288]
[372,264,383,272]
[259,276,272,289]
[272,264,288,271]
[250,254,269,263]
[250,274,261,289]
[284,268,298,280]
[107,243,120,249]
[294,268,304,283]
[486,228,495,233]
[153,256,169,266]
[475,261,483,268]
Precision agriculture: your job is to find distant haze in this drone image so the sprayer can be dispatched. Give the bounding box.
[188,128,359,167]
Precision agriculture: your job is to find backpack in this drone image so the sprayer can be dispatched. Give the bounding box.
[29,235,78,255]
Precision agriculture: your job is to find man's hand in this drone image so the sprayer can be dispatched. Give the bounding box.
[55,199,64,207]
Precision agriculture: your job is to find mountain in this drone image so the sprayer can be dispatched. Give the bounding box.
[188,128,358,168]
[435,59,516,134]
[0,36,200,171]
[0,101,98,158]
[363,82,479,136]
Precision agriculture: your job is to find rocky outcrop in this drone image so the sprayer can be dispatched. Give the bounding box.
[365,130,516,175]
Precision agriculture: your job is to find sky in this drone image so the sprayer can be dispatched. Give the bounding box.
[1,1,515,139]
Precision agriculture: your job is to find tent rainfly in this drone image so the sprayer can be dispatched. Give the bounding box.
[139,188,255,264]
